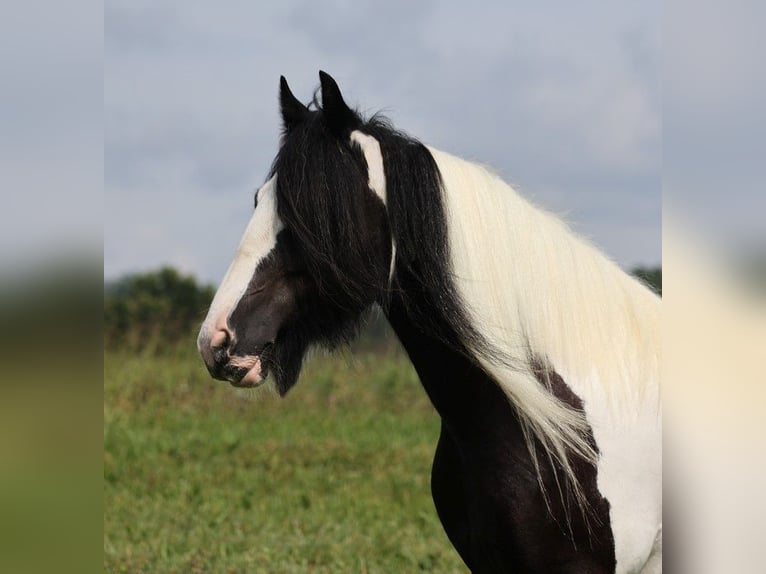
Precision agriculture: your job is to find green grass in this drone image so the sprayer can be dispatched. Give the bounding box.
[104,345,468,573]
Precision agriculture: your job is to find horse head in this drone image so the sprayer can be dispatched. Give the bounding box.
[197,72,392,395]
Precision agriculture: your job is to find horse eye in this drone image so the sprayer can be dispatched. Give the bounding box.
[253,192,259,209]
[245,283,267,297]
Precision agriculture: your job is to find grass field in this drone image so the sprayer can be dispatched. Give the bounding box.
[104,344,468,573]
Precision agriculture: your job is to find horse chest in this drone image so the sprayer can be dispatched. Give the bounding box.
[428,381,616,574]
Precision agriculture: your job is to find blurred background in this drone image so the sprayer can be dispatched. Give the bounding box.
[2,0,764,572]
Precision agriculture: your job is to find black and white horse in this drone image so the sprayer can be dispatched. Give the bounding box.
[198,72,661,574]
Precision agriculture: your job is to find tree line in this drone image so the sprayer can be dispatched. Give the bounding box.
[105,266,661,351]
[104,267,214,350]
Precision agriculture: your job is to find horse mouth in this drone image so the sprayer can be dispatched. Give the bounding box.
[224,345,273,388]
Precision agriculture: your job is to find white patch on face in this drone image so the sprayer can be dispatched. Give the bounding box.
[197,176,283,354]
[349,130,396,281]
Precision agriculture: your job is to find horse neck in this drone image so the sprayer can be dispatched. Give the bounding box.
[383,284,506,429]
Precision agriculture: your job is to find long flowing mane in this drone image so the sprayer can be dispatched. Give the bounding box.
[430,147,661,502]
[433,146,661,405]
[272,100,660,508]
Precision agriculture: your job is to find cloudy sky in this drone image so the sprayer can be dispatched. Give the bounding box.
[105,0,661,284]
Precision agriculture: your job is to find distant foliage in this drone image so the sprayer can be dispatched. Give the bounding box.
[104,267,214,350]
[631,266,662,295]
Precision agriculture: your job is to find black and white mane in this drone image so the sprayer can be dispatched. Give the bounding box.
[272,101,484,368]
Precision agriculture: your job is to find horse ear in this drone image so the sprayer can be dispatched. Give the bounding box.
[319,71,358,135]
[280,76,310,130]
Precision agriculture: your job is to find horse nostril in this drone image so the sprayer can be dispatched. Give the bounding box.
[210,328,231,351]
[207,328,233,376]
[213,346,229,367]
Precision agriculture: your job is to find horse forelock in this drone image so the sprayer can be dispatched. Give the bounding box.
[269,112,391,314]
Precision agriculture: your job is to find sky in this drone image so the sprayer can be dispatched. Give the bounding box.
[104,0,661,284]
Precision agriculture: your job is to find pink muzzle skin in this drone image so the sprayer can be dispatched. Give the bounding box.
[228,355,265,388]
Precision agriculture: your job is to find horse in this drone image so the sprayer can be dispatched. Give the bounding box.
[197,71,662,574]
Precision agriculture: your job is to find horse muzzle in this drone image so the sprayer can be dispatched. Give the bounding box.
[198,326,271,388]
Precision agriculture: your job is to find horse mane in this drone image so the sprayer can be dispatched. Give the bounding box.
[429,147,662,505]
[431,147,661,406]
[272,98,660,511]
[365,117,658,458]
